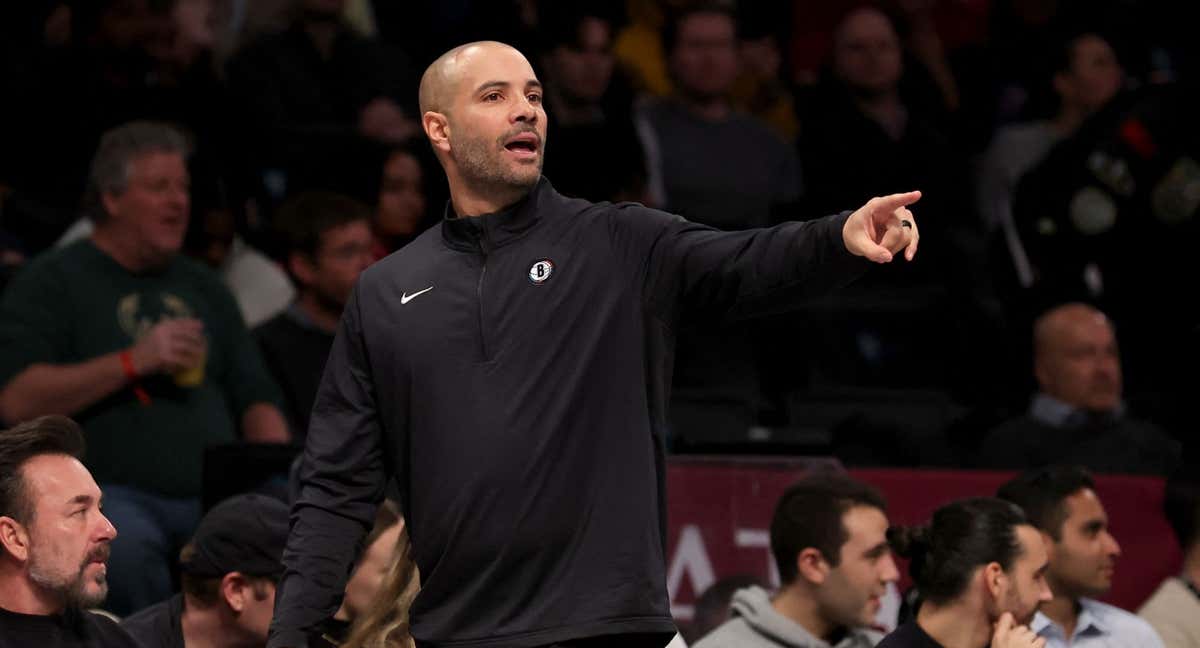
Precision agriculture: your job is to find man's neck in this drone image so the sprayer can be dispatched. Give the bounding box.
[0,570,64,616]
[917,600,993,648]
[91,227,162,273]
[677,93,732,122]
[180,603,254,648]
[1040,594,1081,639]
[448,180,529,218]
[295,294,340,334]
[770,585,838,641]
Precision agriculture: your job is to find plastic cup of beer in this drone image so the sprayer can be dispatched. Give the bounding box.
[173,340,206,388]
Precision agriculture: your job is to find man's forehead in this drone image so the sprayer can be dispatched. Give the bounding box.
[23,454,98,502]
[456,46,538,91]
[1065,488,1107,520]
[843,505,888,543]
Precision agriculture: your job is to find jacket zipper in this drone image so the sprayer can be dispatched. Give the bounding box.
[477,220,491,362]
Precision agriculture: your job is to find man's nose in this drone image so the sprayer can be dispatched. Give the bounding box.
[513,98,538,123]
[1104,531,1121,558]
[880,553,901,583]
[97,511,118,541]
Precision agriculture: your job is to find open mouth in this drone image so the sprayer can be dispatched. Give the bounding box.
[503,133,540,157]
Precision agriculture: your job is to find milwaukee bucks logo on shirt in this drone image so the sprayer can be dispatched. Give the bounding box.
[528,259,554,284]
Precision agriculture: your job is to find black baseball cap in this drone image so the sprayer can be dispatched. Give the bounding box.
[180,494,290,579]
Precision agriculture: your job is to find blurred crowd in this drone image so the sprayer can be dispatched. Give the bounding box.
[0,0,1197,644]
[2,0,1196,468]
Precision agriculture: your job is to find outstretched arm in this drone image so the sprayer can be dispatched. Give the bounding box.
[606,190,922,326]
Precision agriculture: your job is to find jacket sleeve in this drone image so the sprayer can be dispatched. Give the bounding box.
[268,285,389,648]
[605,204,872,328]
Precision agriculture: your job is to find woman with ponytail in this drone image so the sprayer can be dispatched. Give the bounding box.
[877,498,1052,648]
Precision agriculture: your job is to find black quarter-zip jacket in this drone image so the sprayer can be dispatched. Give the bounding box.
[268,178,871,648]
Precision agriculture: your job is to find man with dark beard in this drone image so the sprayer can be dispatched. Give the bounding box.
[0,415,138,647]
[270,41,922,648]
[880,498,1052,648]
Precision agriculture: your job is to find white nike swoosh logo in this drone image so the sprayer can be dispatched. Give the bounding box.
[401,286,433,304]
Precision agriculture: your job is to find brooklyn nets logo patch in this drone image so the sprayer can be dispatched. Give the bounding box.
[528,259,554,284]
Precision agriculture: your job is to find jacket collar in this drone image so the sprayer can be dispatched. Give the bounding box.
[441,177,551,252]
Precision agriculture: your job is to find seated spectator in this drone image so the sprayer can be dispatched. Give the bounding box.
[978,303,1180,475]
[0,415,138,647]
[320,500,418,648]
[121,493,290,648]
[639,2,800,229]
[879,498,1051,648]
[53,189,296,329]
[372,148,430,260]
[1140,473,1200,648]
[637,3,801,438]
[800,5,969,235]
[0,121,289,616]
[998,465,1165,648]
[695,474,898,648]
[226,0,418,202]
[782,4,994,408]
[255,192,373,440]
[976,29,1124,287]
[539,5,649,204]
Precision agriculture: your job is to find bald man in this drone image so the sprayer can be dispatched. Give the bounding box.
[269,41,923,648]
[978,303,1179,475]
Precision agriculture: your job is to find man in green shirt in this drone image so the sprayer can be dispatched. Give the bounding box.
[0,121,290,616]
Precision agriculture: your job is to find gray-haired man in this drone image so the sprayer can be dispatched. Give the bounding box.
[0,121,289,615]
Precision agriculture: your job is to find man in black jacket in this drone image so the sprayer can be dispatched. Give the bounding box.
[268,41,921,648]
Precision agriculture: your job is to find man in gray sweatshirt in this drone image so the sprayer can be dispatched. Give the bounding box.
[695,475,898,648]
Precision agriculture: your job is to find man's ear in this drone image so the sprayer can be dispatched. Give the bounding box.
[288,252,317,288]
[983,561,1006,600]
[221,572,248,613]
[0,516,31,562]
[423,111,451,154]
[100,191,122,221]
[796,547,830,585]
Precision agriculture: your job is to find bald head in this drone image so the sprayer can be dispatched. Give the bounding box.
[419,41,528,116]
[1033,303,1122,411]
[1034,303,1111,357]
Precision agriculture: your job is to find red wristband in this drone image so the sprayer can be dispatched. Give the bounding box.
[119,350,151,405]
[119,350,138,380]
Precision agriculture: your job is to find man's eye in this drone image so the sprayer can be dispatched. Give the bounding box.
[485,92,501,101]
[528,94,542,103]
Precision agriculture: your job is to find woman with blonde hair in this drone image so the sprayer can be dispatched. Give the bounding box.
[313,500,419,648]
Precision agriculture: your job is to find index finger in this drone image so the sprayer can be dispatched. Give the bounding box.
[874,190,922,214]
[994,612,1015,638]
